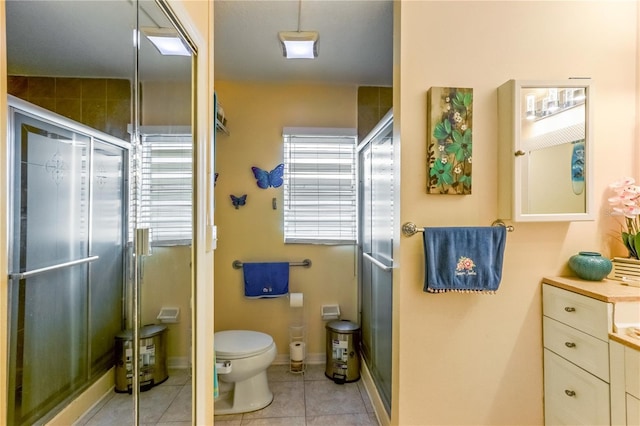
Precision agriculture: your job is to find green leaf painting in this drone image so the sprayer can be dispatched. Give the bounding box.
[427,87,473,194]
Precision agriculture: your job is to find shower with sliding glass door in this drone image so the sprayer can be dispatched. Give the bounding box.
[5,1,196,424]
[358,110,394,415]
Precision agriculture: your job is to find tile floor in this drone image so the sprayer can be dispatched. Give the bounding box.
[76,368,192,425]
[76,364,379,426]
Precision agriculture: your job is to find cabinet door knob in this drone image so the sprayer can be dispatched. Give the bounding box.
[514,150,526,157]
[565,342,576,348]
[564,389,576,397]
[564,307,576,312]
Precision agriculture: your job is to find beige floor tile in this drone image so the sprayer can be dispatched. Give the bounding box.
[303,363,328,381]
[79,363,381,425]
[158,384,192,423]
[267,364,304,382]
[306,412,379,425]
[304,380,367,417]
[213,412,243,424]
[241,417,306,425]
[164,368,192,386]
[242,381,305,420]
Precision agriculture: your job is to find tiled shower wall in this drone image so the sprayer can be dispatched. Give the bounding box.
[357,86,392,143]
[8,76,131,141]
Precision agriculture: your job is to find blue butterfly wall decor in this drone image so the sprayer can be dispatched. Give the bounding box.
[230,194,247,209]
[251,163,284,189]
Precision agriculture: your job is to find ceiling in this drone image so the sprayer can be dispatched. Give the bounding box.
[6,1,192,81]
[5,0,393,87]
[214,0,394,86]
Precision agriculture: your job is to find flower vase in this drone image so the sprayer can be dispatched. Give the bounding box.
[568,252,613,281]
[610,257,640,284]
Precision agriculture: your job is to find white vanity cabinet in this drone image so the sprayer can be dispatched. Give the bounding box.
[610,334,640,425]
[542,277,640,426]
[542,284,612,424]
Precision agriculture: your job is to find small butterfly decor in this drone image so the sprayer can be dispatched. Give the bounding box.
[230,194,247,209]
[251,163,284,189]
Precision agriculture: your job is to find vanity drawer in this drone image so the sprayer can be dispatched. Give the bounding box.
[543,284,611,341]
[544,349,610,425]
[543,317,609,381]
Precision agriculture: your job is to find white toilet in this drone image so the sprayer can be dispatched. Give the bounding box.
[214,330,277,415]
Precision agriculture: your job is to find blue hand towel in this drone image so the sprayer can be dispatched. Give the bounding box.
[242,262,289,298]
[213,353,219,399]
[422,226,506,293]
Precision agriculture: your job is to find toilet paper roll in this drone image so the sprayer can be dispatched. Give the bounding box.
[289,293,303,308]
[289,341,306,361]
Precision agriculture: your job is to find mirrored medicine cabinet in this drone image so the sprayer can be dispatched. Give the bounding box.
[497,79,594,222]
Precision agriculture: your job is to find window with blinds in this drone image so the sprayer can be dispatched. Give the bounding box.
[131,131,192,245]
[283,127,357,244]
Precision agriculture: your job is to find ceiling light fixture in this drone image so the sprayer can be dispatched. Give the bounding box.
[142,27,191,56]
[278,0,318,59]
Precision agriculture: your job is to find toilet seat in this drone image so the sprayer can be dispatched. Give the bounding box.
[214,330,274,359]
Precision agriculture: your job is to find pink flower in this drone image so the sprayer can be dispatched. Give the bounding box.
[609,177,640,259]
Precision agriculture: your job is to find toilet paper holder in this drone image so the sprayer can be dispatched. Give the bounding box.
[157,307,180,323]
[321,304,341,321]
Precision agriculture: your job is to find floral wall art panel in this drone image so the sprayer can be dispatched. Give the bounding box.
[427,87,473,195]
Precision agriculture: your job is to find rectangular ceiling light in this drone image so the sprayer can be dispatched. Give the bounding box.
[142,27,191,56]
[278,31,319,59]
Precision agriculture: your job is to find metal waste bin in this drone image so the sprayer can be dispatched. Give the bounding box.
[115,324,169,393]
[325,320,360,384]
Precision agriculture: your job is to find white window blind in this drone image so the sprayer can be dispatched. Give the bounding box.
[283,127,357,244]
[131,130,192,245]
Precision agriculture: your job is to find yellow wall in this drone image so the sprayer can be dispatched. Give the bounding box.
[394,1,638,425]
[141,247,192,366]
[141,80,191,125]
[139,80,193,366]
[213,81,359,357]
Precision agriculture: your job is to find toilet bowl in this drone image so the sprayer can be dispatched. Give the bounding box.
[214,330,277,415]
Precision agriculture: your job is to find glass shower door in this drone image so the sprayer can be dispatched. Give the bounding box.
[358,111,394,414]
[8,111,91,425]
[7,105,129,426]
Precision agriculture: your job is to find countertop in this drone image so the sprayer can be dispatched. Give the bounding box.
[542,276,640,303]
[610,330,640,352]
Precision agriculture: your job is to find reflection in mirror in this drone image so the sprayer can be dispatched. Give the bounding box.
[498,79,593,222]
[5,0,194,424]
[6,2,136,424]
[520,85,588,215]
[136,1,194,423]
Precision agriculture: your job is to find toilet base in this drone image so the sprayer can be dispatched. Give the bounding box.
[214,371,273,415]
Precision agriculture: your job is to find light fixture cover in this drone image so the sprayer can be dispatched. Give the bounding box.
[141,27,191,57]
[278,31,319,59]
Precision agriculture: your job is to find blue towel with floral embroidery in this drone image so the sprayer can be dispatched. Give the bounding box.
[422,227,506,293]
[242,262,289,298]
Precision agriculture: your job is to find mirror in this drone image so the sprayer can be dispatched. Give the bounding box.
[5,1,194,424]
[498,79,594,222]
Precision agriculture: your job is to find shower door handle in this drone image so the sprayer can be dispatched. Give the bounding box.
[363,252,393,271]
[9,255,100,280]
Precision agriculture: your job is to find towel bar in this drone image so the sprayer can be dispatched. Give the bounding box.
[402,220,514,237]
[232,259,312,269]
